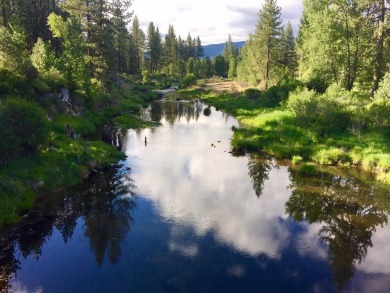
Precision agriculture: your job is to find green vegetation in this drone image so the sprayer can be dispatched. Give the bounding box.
[198,0,390,186]
[1,0,390,222]
[202,80,390,184]
[0,0,218,223]
[0,74,163,224]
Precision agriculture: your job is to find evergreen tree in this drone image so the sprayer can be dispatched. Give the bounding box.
[129,16,144,75]
[146,22,162,73]
[222,35,237,61]
[110,0,132,73]
[186,33,195,59]
[236,0,283,88]
[228,57,237,79]
[255,0,283,89]
[213,55,228,77]
[177,35,188,63]
[164,25,177,72]
[279,22,297,77]
[195,36,204,59]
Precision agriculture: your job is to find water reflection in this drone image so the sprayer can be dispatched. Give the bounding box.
[0,168,136,292]
[146,100,204,125]
[286,168,389,291]
[247,156,273,197]
[2,101,390,292]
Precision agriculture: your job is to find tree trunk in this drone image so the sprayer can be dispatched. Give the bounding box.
[370,0,385,96]
[265,38,271,90]
[1,0,8,27]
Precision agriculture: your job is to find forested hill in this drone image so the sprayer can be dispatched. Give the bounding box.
[203,41,245,58]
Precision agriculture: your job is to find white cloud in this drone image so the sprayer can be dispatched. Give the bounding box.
[357,224,390,275]
[123,108,292,258]
[131,0,303,44]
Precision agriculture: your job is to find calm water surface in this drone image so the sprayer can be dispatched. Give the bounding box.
[1,101,390,293]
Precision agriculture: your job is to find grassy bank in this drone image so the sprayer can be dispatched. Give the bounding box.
[200,82,390,186]
[0,74,169,224]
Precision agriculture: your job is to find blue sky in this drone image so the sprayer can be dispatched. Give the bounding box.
[131,0,303,45]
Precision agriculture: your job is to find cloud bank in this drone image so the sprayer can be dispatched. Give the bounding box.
[131,0,303,44]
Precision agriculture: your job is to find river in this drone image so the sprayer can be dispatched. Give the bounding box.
[1,100,390,292]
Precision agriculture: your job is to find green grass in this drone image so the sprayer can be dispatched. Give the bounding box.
[0,74,164,224]
[202,91,390,185]
[0,135,123,224]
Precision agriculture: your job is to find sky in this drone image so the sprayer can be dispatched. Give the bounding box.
[131,0,303,45]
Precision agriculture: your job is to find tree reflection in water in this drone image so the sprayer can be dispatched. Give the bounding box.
[0,167,136,291]
[247,155,273,197]
[285,168,389,292]
[147,100,203,125]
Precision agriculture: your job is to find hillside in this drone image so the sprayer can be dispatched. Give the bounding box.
[203,41,246,58]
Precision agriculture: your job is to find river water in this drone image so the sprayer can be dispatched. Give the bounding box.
[1,100,390,293]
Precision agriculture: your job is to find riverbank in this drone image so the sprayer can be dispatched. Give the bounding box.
[0,74,170,224]
[196,79,390,186]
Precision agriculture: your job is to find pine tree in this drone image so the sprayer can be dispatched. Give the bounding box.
[236,0,283,88]
[195,36,204,59]
[130,16,144,75]
[279,22,297,77]
[164,25,177,70]
[255,0,282,89]
[147,22,162,73]
[222,35,236,61]
[186,33,195,60]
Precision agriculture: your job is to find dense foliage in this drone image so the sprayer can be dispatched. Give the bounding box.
[1,0,390,224]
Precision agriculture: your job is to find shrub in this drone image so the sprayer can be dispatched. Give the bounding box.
[366,98,390,128]
[292,155,303,164]
[287,88,351,135]
[0,69,32,97]
[306,76,329,94]
[375,72,390,100]
[181,73,197,88]
[243,88,262,100]
[0,99,49,162]
[142,70,150,83]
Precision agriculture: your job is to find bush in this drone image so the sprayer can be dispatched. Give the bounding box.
[292,155,303,164]
[261,85,283,107]
[181,73,197,88]
[0,69,32,97]
[306,76,329,94]
[367,75,390,128]
[258,78,304,108]
[243,88,262,100]
[287,88,351,135]
[0,99,49,162]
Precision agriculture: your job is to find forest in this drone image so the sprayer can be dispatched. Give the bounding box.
[0,0,390,223]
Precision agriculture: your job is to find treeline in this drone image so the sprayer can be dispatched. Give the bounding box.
[234,0,390,95]
[0,0,222,92]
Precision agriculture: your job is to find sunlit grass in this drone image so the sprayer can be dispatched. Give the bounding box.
[202,90,390,184]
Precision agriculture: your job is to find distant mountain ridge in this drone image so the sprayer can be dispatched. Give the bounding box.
[203,41,246,58]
